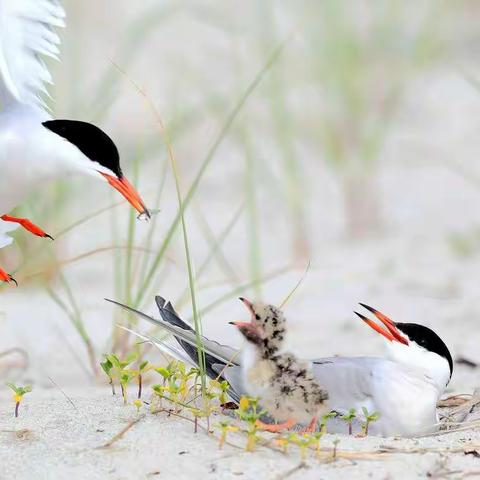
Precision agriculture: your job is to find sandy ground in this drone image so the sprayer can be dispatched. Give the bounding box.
[1,3,480,477]
[0,388,479,480]
[2,153,480,477]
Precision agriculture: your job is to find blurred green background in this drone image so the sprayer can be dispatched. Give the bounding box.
[1,0,480,387]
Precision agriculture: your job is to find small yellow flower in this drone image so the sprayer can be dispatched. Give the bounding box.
[239,396,249,411]
[275,437,289,449]
[133,399,142,410]
[13,394,22,403]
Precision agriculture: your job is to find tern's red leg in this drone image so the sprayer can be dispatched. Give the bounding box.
[1,215,53,240]
[0,266,17,286]
[300,416,318,434]
[255,418,296,433]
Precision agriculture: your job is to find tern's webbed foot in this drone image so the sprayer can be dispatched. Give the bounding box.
[1,215,54,241]
[0,267,17,286]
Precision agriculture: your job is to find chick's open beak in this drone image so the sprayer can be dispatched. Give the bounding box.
[355,303,409,346]
[231,298,264,339]
[229,320,263,345]
[239,297,256,319]
[229,320,253,328]
[101,173,150,219]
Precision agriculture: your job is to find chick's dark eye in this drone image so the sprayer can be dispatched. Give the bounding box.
[255,314,260,320]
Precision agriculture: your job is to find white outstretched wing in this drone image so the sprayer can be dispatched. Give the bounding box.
[0,0,65,111]
[0,221,18,248]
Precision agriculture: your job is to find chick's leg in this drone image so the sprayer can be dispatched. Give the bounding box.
[300,416,318,433]
[255,418,296,433]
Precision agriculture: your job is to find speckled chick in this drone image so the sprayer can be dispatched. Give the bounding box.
[230,298,329,432]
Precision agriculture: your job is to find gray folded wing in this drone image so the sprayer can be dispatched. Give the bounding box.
[106,298,238,364]
[107,297,243,403]
[154,296,241,378]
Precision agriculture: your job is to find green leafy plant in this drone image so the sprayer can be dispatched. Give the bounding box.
[209,379,230,406]
[136,360,149,399]
[275,435,290,453]
[106,352,139,404]
[100,356,115,395]
[361,407,380,436]
[133,399,143,413]
[311,431,325,458]
[154,360,178,382]
[287,433,318,460]
[151,361,222,432]
[217,421,239,449]
[6,383,32,418]
[119,370,136,405]
[340,408,357,435]
[275,429,325,459]
[235,396,266,452]
[332,438,340,460]
[319,411,337,434]
[153,361,192,406]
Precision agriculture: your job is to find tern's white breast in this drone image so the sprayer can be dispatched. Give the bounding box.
[0,105,85,214]
[313,357,440,436]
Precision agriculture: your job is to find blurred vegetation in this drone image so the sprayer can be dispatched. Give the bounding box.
[0,0,478,379]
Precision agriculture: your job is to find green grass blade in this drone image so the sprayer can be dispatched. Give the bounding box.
[133,36,290,308]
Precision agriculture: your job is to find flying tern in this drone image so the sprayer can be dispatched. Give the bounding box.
[107,297,453,437]
[0,0,149,285]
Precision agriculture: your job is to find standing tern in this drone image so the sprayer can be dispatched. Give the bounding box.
[106,297,453,437]
[0,0,149,285]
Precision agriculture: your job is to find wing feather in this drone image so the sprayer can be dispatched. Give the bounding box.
[0,0,65,110]
[105,298,240,364]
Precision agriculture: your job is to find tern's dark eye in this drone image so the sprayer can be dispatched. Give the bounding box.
[255,314,260,320]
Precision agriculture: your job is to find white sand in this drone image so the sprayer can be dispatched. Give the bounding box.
[2,152,480,477]
[0,388,479,480]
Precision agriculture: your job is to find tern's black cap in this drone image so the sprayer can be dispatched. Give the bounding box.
[43,119,122,178]
[396,323,453,378]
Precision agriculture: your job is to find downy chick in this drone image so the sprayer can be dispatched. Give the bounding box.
[230,298,329,432]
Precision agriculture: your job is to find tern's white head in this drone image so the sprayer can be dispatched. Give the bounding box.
[43,120,150,218]
[356,304,453,392]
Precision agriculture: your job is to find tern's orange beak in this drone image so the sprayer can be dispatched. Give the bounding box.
[101,173,150,218]
[355,303,409,346]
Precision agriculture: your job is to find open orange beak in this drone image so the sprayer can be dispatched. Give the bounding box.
[355,303,409,346]
[101,173,150,219]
